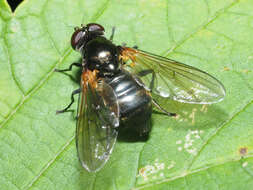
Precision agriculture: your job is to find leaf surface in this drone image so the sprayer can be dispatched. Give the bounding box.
[0,0,253,189]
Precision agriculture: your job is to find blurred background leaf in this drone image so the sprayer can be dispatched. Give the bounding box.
[0,0,252,189]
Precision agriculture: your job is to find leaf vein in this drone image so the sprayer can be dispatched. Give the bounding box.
[166,0,175,45]
[187,98,253,170]
[41,0,61,56]
[3,22,25,95]
[90,0,111,22]
[164,0,240,56]
[133,154,253,190]
[25,134,75,189]
[0,47,72,129]
[133,143,146,187]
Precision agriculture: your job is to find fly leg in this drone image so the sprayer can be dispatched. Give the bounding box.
[152,99,176,117]
[55,62,82,72]
[138,69,176,117]
[54,62,82,72]
[138,69,155,92]
[56,88,81,114]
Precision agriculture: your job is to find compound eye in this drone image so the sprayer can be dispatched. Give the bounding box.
[71,28,85,50]
[87,23,104,34]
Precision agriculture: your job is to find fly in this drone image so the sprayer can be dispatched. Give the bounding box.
[55,23,226,172]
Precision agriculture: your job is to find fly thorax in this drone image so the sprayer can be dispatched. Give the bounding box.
[85,37,120,75]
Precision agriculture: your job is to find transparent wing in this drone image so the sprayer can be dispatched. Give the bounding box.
[121,47,226,104]
[76,77,119,172]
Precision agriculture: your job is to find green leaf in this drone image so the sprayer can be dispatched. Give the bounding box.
[0,0,253,189]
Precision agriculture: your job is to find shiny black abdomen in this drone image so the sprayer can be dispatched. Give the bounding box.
[105,70,152,134]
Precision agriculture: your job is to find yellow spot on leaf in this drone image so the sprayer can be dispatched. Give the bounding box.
[223,66,230,71]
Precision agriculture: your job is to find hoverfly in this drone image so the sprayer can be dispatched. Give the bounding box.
[55,23,225,172]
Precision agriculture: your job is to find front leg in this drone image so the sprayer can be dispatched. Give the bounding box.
[54,62,82,73]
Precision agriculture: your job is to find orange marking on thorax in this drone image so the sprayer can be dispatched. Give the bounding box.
[120,47,137,65]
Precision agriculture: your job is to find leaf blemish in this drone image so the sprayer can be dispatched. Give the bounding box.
[174,114,188,123]
[239,147,248,156]
[176,140,183,151]
[176,130,203,155]
[137,159,175,182]
[189,108,197,125]
[241,69,251,74]
[167,161,176,170]
[179,118,184,122]
[137,160,165,181]
[223,66,230,71]
[175,106,206,124]
[242,162,248,168]
[200,105,208,113]
[183,111,188,115]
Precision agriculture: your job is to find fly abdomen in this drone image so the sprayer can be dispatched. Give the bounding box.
[106,70,152,134]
